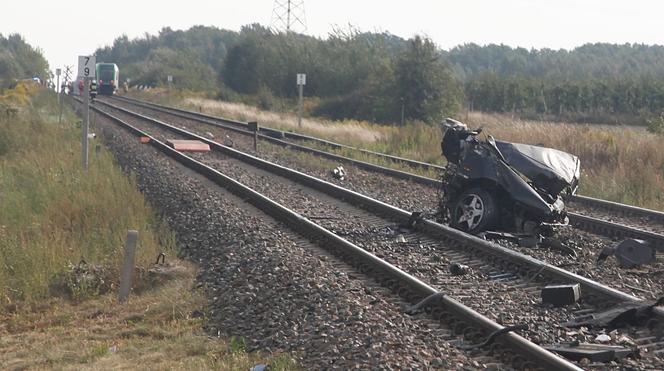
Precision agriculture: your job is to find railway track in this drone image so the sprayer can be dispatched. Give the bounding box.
[82,97,663,368]
[109,95,664,251]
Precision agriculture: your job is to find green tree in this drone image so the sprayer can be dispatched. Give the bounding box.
[394,36,462,123]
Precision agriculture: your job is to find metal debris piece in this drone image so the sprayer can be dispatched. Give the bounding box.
[331,166,346,180]
[565,297,664,328]
[223,135,234,147]
[544,343,637,363]
[403,211,423,229]
[449,262,470,276]
[250,364,268,371]
[395,235,407,243]
[541,284,581,306]
[540,237,577,257]
[205,131,215,139]
[518,235,540,248]
[597,239,655,268]
[595,334,611,343]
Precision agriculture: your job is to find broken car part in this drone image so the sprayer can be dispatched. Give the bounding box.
[597,239,656,268]
[438,118,580,235]
[541,284,581,307]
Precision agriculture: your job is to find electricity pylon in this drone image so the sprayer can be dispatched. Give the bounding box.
[270,0,307,33]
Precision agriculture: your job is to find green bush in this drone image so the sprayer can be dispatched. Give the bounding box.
[647,113,664,134]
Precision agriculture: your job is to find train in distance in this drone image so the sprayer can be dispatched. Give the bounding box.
[95,63,119,95]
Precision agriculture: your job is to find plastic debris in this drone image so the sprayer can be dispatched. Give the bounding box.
[332,166,346,180]
[595,334,611,343]
[541,284,581,306]
[449,262,470,276]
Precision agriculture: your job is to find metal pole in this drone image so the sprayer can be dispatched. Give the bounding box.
[58,85,63,124]
[56,74,60,103]
[400,98,405,125]
[82,77,89,170]
[118,230,139,303]
[298,83,303,128]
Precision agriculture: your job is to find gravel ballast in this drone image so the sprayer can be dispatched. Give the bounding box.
[94,108,481,369]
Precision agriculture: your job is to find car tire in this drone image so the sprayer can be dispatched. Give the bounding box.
[450,188,498,234]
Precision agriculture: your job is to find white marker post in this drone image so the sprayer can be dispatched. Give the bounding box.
[55,68,62,124]
[78,55,95,170]
[296,73,306,128]
[167,75,173,90]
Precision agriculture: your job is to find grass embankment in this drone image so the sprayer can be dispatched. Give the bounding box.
[0,84,169,304]
[129,89,664,212]
[0,84,296,370]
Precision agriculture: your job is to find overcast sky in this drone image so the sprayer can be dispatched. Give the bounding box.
[3,0,664,74]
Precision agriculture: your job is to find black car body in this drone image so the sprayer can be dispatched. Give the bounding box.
[439,119,581,234]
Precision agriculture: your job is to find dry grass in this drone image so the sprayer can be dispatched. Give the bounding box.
[184,97,387,144]
[0,87,172,306]
[0,261,296,370]
[129,90,664,212]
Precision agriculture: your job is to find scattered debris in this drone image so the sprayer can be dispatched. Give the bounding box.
[139,136,150,143]
[449,262,470,276]
[539,237,578,257]
[331,166,346,180]
[205,131,215,139]
[596,239,655,268]
[541,284,581,307]
[395,235,406,243]
[223,135,234,147]
[595,334,611,343]
[250,364,268,371]
[479,231,576,256]
[544,342,637,363]
[565,297,664,328]
[403,211,423,229]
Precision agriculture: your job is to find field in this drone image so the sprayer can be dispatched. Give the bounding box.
[130,89,664,212]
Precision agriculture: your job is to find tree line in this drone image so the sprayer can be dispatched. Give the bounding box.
[95,25,664,125]
[0,34,49,89]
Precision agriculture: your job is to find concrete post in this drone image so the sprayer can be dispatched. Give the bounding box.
[118,230,139,303]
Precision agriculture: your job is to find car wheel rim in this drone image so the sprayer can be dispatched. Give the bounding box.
[456,194,485,231]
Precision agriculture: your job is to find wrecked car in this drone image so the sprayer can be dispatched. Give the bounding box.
[437,118,581,235]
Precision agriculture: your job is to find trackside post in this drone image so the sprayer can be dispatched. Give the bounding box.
[118,230,139,303]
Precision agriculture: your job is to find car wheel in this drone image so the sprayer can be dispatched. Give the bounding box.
[450,188,498,234]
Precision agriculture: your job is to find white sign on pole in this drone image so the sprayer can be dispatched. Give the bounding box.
[167,75,173,83]
[297,73,306,86]
[55,68,61,76]
[78,55,96,78]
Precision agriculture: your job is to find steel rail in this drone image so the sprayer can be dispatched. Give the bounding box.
[111,96,664,225]
[570,194,664,223]
[105,96,440,186]
[569,213,664,251]
[96,98,650,306]
[103,97,664,268]
[111,95,446,171]
[87,99,582,371]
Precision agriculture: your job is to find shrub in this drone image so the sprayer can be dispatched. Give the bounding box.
[647,113,664,134]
